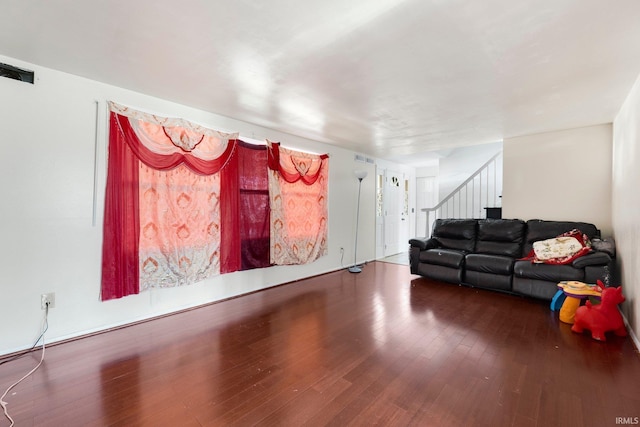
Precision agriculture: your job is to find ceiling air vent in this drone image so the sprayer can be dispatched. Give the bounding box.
[0,62,34,84]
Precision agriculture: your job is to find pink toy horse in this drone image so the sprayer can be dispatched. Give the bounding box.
[571,286,627,341]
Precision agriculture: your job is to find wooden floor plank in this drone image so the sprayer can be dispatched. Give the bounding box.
[1,262,639,426]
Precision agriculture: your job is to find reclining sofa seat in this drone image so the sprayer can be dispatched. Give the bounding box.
[465,219,526,292]
[411,219,476,283]
[409,218,614,301]
[512,220,603,300]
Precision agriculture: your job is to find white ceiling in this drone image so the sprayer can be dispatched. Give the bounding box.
[1,0,640,165]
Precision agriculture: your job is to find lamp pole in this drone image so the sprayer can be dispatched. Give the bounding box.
[349,170,367,273]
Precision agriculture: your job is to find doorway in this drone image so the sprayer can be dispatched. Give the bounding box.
[376,168,410,258]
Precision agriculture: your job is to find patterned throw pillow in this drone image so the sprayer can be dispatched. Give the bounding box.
[592,238,615,257]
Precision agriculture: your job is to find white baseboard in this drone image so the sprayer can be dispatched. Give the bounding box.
[620,308,640,352]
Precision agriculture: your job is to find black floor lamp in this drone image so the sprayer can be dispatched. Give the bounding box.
[349,169,368,273]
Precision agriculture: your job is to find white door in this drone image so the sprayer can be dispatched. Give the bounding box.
[400,176,410,249]
[383,169,405,256]
[375,171,384,259]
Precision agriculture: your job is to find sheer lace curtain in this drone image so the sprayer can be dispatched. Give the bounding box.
[101,103,237,300]
[267,142,329,265]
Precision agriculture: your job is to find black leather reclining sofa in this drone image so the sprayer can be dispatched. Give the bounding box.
[409,219,614,301]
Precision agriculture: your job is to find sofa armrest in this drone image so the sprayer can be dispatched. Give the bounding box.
[572,251,612,268]
[408,237,439,251]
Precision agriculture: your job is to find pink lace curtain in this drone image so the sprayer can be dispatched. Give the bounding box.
[267,142,329,265]
[101,103,238,300]
[138,164,221,290]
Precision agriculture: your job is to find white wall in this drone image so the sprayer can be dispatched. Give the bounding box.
[438,141,503,202]
[0,55,381,355]
[415,164,439,237]
[502,124,613,236]
[612,71,640,342]
[415,164,439,178]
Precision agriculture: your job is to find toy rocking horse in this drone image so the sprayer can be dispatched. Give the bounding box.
[571,286,627,341]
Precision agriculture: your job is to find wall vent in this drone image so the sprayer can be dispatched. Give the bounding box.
[354,154,376,164]
[0,62,34,84]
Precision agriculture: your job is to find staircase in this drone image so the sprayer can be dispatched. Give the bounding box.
[420,151,503,235]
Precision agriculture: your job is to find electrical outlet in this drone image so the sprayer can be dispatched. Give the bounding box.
[41,293,55,310]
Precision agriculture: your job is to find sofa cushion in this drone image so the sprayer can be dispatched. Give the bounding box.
[513,260,584,282]
[478,219,526,242]
[432,219,477,252]
[465,254,514,275]
[474,219,525,257]
[475,241,522,257]
[421,249,465,268]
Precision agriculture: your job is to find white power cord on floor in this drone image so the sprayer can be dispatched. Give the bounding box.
[1,305,49,427]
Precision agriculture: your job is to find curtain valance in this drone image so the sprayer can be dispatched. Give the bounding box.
[112,108,236,175]
[267,141,329,184]
[109,101,238,139]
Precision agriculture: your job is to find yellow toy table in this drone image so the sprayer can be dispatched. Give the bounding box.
[554,281,603,324]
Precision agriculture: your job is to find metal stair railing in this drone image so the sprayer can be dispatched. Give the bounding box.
[420,151,502,234]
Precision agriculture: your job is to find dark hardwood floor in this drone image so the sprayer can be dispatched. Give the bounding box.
[1,262,639,426]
